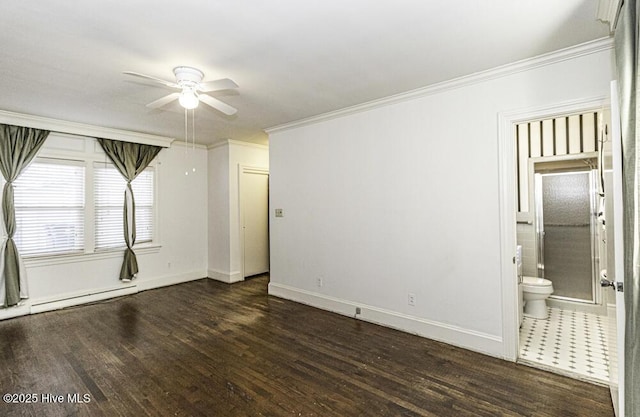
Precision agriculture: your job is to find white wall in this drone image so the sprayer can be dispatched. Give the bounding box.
[208,144,230,278]
[208,140,269,283]
[1,134,209,319]
[268,41,614,358]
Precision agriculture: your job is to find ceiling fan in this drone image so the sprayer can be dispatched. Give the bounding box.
[123,66,238,115]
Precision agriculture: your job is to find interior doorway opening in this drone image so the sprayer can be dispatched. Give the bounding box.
[239,166,270,281]
[513,109,610,385]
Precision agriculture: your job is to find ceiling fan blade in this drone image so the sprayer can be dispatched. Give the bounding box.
[123,71,178,89]
[198,78,239,93]
[199,94,237,115]
[146,92,180,109]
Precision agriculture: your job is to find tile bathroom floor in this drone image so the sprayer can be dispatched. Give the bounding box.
[518,306,609,385]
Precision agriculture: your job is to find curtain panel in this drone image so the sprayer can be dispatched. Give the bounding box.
[97,138,161,281]
[0,124,49,307]
[614,0,640,415]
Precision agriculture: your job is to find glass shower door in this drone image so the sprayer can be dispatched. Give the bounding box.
[535,170,597,303]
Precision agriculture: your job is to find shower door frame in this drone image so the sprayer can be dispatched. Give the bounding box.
[532,161,600,305]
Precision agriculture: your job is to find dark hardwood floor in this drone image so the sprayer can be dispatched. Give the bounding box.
[0,275,614,416]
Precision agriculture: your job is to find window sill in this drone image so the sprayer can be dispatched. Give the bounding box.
[23,244,162,267]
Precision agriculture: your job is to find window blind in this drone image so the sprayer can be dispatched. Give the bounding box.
[13,159,85,256]
[94,163,154,249]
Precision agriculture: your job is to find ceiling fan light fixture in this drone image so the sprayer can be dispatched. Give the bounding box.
[124,66,237,114]
[179,88,199,109]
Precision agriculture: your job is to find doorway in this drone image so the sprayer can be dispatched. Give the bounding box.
[497,103,612,385]
[519,161,609,384]
[239,166,270,279]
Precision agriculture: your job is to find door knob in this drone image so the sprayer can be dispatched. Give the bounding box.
[600,278,624,292]
[600,278,615,288]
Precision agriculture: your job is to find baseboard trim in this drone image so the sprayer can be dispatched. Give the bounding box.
[0,270,206,320]
[268,282,504,359]
[0,304,31,320]
[207,269,243,284]
[136,270,206,291]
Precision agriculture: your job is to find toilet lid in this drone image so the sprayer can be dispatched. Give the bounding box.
[522,276,552,287]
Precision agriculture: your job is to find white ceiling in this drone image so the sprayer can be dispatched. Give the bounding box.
[0,1,609,146]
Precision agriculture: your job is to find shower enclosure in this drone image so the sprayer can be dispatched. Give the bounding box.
[534,168,599,303]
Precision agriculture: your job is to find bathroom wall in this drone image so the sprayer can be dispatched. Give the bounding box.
[515,112,602,215]
[517,223,538,277]
[515,110,608,279]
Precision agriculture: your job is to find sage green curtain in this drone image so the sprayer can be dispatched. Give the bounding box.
[0,124,49,307]
[97,138,161,281]
[615,1,640,415]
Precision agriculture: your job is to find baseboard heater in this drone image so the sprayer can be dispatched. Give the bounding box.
[30,285,138,314]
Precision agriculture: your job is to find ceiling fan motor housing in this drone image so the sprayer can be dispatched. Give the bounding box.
[173,66,204,88]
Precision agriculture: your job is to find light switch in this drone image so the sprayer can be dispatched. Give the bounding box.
[275,208,284,218]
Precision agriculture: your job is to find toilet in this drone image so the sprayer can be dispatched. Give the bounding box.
[522,276,554,319]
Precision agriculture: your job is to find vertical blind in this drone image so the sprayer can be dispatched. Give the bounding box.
[94,163,154,249]
[13,159,85,256]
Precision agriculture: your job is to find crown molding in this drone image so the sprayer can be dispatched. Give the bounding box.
[0,110,174,147]
[207,139,232,150]
[171,139,208,150]
[207,139,269,150]
[228,139,269,150]
[266,37,614,135]
[597,0,623,31]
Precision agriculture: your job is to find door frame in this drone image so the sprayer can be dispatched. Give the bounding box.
[497,95,608,360]
[238,164,270,280]
[607,80,625,416]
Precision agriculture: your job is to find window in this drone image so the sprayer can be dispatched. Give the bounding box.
[13,159,85,256]
[0,135,161,261]
[94,163,155,250]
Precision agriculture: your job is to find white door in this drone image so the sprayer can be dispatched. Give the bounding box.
[241,169,269,278]
[603,81,625,417]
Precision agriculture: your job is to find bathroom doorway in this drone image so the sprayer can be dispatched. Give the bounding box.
[534,165,599,304]
[512,109,610,385]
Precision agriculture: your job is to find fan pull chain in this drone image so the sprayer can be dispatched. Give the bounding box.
[184,108,198,176]
[191,109,196,173]
[184,108,189,176]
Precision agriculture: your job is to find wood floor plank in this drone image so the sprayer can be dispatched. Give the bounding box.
[0,275,614,416]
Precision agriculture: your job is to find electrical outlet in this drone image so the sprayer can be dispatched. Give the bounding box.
[275,208,284,217]
[317,277,323,287]
[355,307,361,315]
[408,293,416,306]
